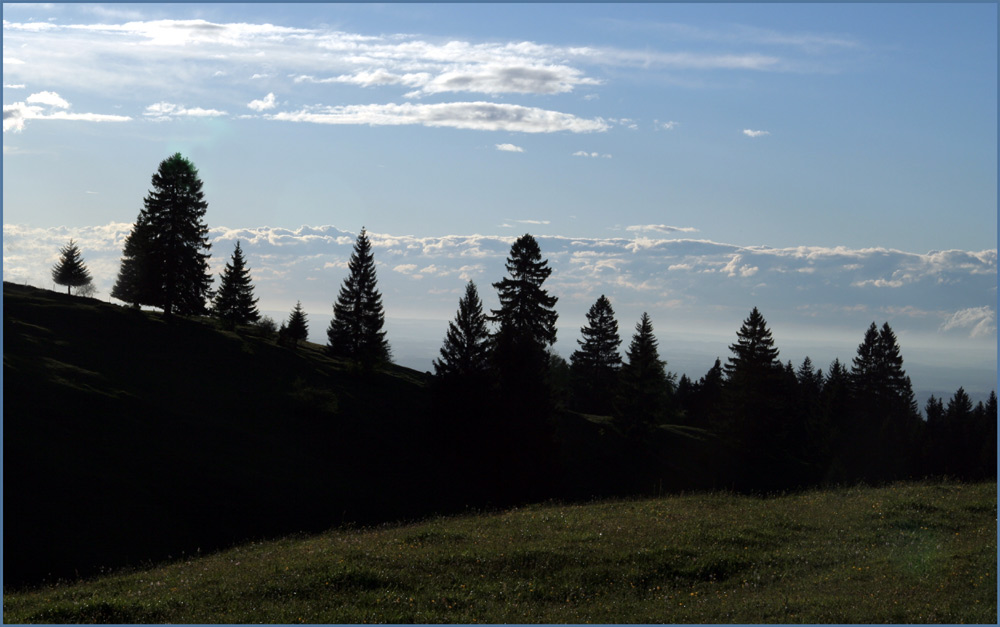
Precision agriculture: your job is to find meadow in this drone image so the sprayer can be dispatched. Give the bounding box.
[4,481,995,624]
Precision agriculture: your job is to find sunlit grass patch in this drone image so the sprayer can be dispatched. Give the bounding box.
[4,481,995,624]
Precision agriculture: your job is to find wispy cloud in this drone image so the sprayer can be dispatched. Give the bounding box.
[271,102,609,134]
[572,150,612,158]
[626,224,698,235]
[743,129,770,138]
[3,91,131,132]
[941,307,996,338]
[495,143,525,153]
[144,102,227,120]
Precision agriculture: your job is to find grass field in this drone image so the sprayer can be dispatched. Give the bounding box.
[4,481,995,624]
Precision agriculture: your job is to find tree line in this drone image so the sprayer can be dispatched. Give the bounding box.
[57,153,996,496]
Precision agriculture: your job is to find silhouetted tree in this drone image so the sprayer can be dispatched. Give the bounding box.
[847,321,922,482]
[284,301,309,349]
[490,233,559,408]
[327,228,391,368]
[570,295,622,415]
[721,307,796,491]
[616,312,669,436]
[51,239,92,295]
[488,233,560,500]
[434,281,491,379]
[213,241,260,326]
[112,153,213,316]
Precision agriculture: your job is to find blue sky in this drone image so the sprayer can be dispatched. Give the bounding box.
[3,3,996,396]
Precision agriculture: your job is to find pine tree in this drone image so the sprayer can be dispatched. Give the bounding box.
[212,241,260,326]
[724,307,781,383]
[327,228,391,368]
[434,281,491,379]
[51,239,92,295]
[616,312,669,435]
[490,233,559,406]
[285,301,309,348]
[112,153,213,316]
[569,295,622,415]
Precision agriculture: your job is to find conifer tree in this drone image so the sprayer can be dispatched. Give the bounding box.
[490,233,559,406]
[112,153,213,316]
[570,295,622,415]
[327,228,391,368]
[51,239,92,295]
[285,301,309,348]
[212,241,260,326]
[616,312,669,434]
[724,307,781,383]
[434,281,491,379]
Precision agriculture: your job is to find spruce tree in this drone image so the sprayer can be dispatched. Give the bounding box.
[616,312,669,435]
[285,301,309,348]
[327,228,391,368]
[51,239,92,295]
[724,307,781,383]
[490,233,559,406]
[212,241,260,326]
[434,281,491,379]
[569,295,622,414]
[112,153,213,316]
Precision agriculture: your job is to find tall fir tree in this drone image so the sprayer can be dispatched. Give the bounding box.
[51,239,92,295]
[721,307,794,491]
[569,295,622,415]
[212,241,260,325]
[490,233,559,407]
[327,228,391,368]
[434,281,491,379]
[616,312,669,435]
[284,301,309,348]
[111,153,213,316]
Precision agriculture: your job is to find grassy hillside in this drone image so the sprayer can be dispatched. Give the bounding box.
[3,481,995,624]
[3,283,438,586]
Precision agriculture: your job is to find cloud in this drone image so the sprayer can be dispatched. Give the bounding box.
[655,120,679,131]
[271,102,609,134]
[572,151,612,158]
[941,307,996,338]
[26,91,70,108]
[144,102,228,120]
[4,224,995,354]
[495,143,524,153]
[4,83,26,89]
[247,92,276,112]
[626,224,698,235]
[3,92,131,133]
[743,129,770,138]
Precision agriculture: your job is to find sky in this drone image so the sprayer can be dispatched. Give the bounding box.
[2,3,997,399]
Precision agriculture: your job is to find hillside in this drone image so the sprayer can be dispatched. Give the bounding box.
[3,283,439,586]
[5,283,728,587]
[3,481,996,623]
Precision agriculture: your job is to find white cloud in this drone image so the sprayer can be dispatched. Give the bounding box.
[655,120,679,131]
[271,102,609,134]
[4,83,26,89]
[572,150,612,158]
[941,307,996,338]
[626,224,699,235]
[26,90,70,108]
[495,143,524,153]
[3,95,131,133]
[743,129,770,138]
[144,102,227,120]
[247,92,276,112]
